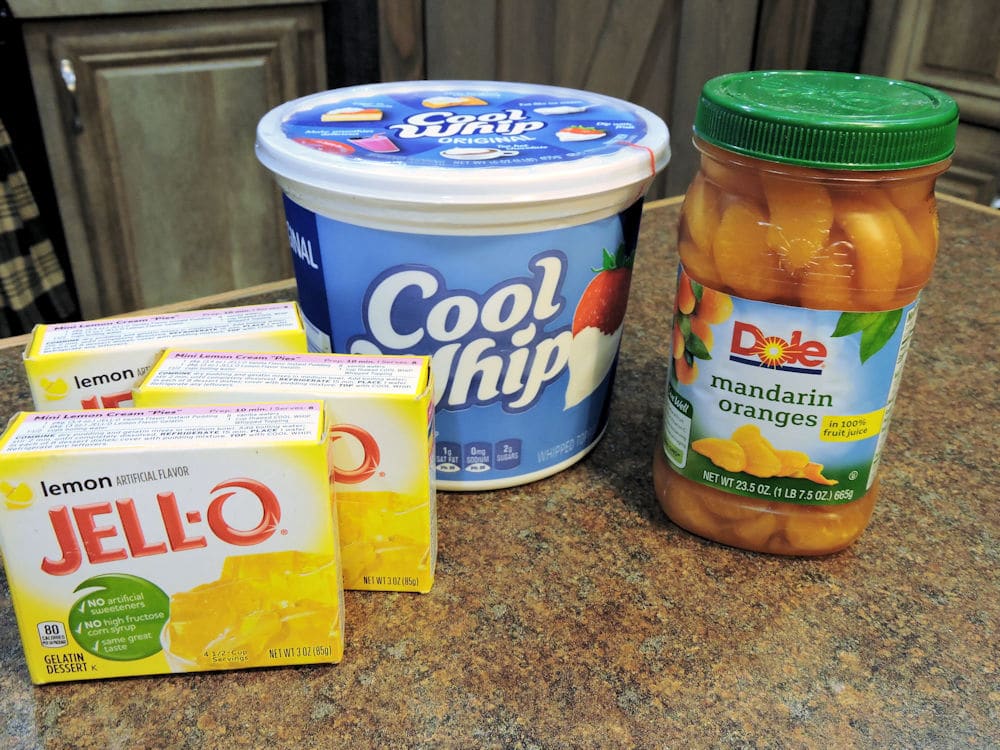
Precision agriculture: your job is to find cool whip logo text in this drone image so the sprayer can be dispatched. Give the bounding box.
[388,109,545,140]
[349,252,571,412]
[730,321,827,375]
[41,478,281,576]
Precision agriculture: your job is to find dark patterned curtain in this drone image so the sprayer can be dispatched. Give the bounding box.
[0,117,77,337]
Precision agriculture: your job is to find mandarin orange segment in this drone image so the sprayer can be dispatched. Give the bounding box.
[682,172,721,252]
[860,188,936,299]
[801,462,838,486]
[885,178,933,210]
[658,476,720,537]
[798,235,855,310]
[691,437,745,473]
[699,491,772,522]
[833,193,903,309]
[761,173,834,272]
[730,424,781,478]
[781,509,859,554]
[728,511,780,548]
[678,237,722,288]
[775,449,810,477]
[894,201,939,294]
[701,155,764,202]
[713,200,783,300]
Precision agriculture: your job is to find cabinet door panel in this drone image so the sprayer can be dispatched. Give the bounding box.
[25,7,324,317]
[864,0,1000,205]
[98,59,281,307]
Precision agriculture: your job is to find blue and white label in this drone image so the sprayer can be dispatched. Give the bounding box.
[282,196,332,352]
[283,196,645,487]
[661,270,920,504]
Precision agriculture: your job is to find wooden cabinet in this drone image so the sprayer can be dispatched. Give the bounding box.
[377,0,998,205]
[375,0,854,200]
[863,0,1000,205]
[17,2,325,318]
[12,0,993,322]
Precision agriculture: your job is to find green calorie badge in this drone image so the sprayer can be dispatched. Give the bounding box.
[68,574,170,661]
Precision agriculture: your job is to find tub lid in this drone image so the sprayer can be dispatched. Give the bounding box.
[256,81,670,205]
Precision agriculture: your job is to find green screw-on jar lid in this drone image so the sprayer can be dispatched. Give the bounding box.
[694,70,959,170]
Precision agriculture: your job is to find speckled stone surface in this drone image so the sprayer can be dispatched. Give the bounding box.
[0,198,996,749]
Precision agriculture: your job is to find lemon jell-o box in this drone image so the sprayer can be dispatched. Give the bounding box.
[22,302,307,411]
[133,350,437,593]
[0,402,344,684]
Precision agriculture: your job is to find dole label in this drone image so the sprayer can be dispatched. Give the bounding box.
[730,321,827,373]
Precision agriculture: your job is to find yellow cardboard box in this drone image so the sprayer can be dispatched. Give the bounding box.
[0,402,343,683]
[133,350,437,593]
[23,303,307,411]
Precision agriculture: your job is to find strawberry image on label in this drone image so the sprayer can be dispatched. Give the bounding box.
[565,244,634,409]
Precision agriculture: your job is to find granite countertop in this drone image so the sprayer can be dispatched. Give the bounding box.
[1,197,997,748]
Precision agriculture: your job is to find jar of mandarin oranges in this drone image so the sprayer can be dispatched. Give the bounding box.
[654,70,959,555]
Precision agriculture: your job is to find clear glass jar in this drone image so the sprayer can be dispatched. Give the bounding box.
[653,71,958,555]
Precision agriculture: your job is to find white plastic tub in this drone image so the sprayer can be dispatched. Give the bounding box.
[256,80,669,489]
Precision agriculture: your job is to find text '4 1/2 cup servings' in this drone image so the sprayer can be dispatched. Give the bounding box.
[653,71,958,555]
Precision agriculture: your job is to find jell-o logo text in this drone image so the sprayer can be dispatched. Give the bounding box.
[41,478,282,576]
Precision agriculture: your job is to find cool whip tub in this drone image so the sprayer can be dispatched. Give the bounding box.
[256,81,670,489]
[133,350,436,593]
[0,403,344,684]
[23,302,307,411]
